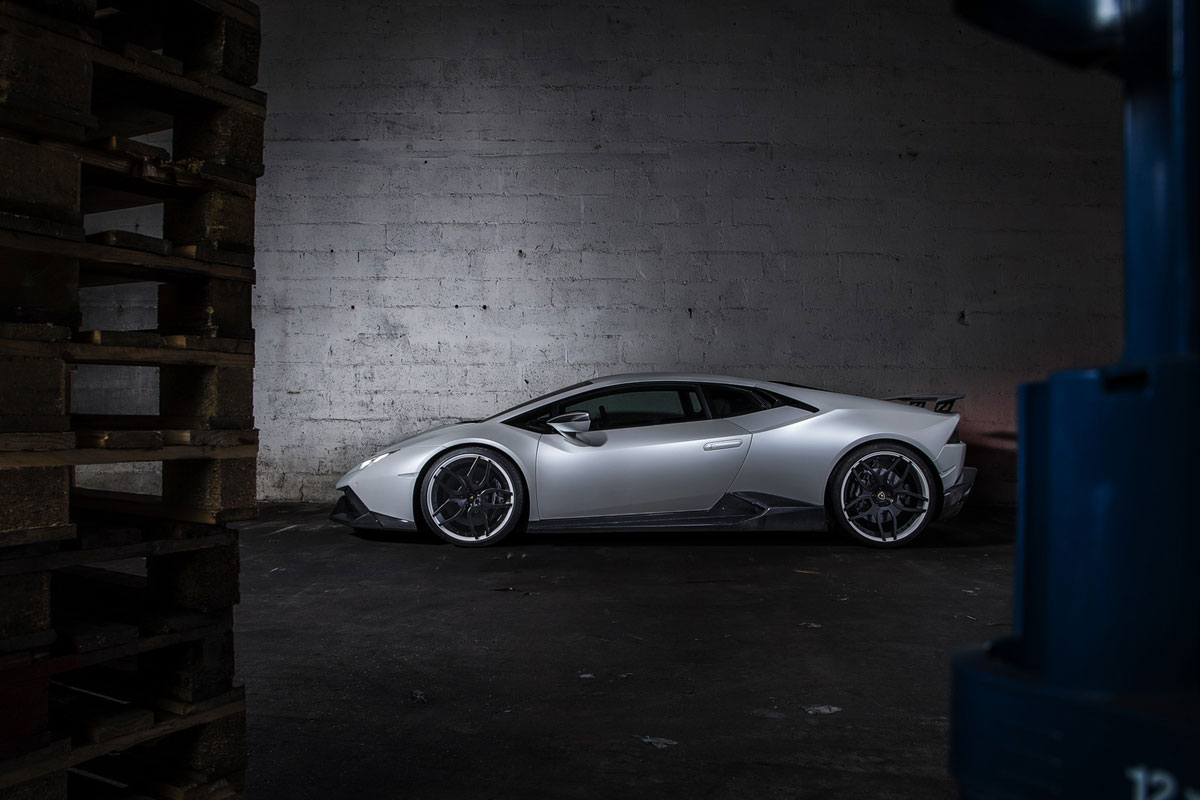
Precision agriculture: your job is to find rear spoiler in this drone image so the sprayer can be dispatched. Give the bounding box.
[885,393,964,413]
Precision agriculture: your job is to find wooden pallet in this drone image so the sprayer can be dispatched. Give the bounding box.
[0,0,259,790]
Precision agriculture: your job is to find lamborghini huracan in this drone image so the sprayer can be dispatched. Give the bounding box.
[331,374,976,548]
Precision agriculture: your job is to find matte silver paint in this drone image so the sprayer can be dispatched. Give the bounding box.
[334,373,970,530]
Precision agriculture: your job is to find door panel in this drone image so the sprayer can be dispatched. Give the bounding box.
[536,418,751,519]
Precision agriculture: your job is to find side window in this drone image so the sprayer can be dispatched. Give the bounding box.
[703,384,769,419]
[563,387,704,431]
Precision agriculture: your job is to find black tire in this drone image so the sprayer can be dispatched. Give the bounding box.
[827,442,938,548]
[418,447,526,547]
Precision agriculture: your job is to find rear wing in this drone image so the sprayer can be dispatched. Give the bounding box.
[885,393,964,413]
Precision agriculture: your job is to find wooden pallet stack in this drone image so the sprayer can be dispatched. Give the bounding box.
[0,0,262,796]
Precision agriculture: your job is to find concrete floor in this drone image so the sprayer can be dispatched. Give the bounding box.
[233,505,1015,799]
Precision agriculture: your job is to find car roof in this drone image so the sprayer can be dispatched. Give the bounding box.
[585,372,761,388]
[490,373,787,420]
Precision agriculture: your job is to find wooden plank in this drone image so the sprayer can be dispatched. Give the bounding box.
[85,707,157,745]
[74,329,164,347]
[5,0,96,25]
[0,524,75,548]
[71,414,254,431]
[56,620,140,653]
[0,337,255,367]
[69,699,246,768]
[0,323,69,342]
[73,429,163,449]
[0,432,75,451]
[0,528,233,577]
[70,488,254,524]
[0,613,231,678]
[67,342,254,366]
[90,41,266,117]
[101,134,169,161]
[0,627,56,654]
[0,228,253,281]
[121,41,181,74]
[0,211,83,241]
[171,243,253,269]
[0,442,256,468]
[85,229,171,255]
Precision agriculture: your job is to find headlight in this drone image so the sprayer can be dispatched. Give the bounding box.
[357,451,392,471]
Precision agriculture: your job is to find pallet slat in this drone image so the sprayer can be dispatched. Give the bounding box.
[0,443,257,468]
[0,229,254,282]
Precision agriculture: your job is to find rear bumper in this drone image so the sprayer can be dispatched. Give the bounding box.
[330,489,419,532]
[941,467,977,520]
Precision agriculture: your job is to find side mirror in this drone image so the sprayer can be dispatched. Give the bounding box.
[548,411,591,436]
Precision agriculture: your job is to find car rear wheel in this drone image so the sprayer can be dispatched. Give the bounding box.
[828,442,937,547]
[419,447,525,547]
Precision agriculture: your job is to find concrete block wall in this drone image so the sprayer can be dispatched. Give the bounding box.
[254,0,1124,503]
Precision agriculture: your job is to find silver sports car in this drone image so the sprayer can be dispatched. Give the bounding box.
[332,374,976,548]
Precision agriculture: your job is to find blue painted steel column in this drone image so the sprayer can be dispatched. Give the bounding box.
[951,1,1200,797]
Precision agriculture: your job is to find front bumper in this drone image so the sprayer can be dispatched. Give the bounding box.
[941,467,977,520]
[330,488,419,532]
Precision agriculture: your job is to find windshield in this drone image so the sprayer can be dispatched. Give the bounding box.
[488,380,593,419]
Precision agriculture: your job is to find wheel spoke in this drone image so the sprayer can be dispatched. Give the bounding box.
[478,459,493,490]
[435,470,469,498]
[845,494,873,509]
[439,499,467,523]
[848,508,875,522]
[464,456,482,488]
[896,489,928,502]
[876,510,887,539]
[850,467,873,492]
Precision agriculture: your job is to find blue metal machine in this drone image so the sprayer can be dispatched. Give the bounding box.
[951,1,1199,797]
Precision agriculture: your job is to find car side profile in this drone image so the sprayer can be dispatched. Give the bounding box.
[331,374,976,548]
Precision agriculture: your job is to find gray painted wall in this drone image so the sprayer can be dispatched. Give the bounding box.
[248,0,1124,502]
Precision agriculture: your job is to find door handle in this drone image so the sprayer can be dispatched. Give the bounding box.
[703,439,743,451]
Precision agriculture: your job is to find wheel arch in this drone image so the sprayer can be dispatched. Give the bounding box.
[411,440,533,534]
[823,436,945,518]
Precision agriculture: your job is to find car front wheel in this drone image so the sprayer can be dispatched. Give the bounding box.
[828,442,937,547]
[419,447,526,547]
